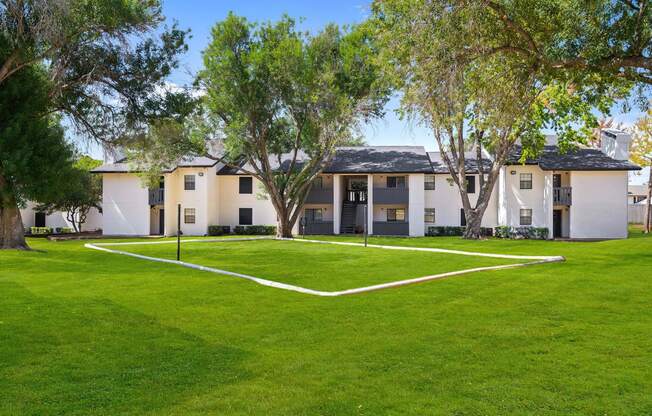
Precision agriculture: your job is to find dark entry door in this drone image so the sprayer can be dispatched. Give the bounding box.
[553,209,562,238]
[158,209,165,235]
[35,212,46,227]
[553,174,562,188]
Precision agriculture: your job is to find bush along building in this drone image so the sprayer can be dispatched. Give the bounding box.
[92,130,640,240]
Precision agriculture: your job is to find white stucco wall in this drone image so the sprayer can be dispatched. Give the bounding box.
[408,174,425,236]
[217,176,277,228]
[570,171,628,239]
[424,174,498,228]
[102,174,149,235]
[20,202,102,231]
[501,165,547,228]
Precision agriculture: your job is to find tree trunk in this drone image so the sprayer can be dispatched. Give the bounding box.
[645,166,652,233]
[463,209,484,239]
[276,215,294,239]
[0,187,29,250]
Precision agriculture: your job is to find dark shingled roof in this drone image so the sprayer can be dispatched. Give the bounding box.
[507,146,640,171]
[427,152,493,174]
[92,156,218,173]
[217,146,434,175]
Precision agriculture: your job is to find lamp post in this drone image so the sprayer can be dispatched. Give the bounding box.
[177,203,181,260]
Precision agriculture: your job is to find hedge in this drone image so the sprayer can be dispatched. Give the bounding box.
[426,226,494,237]
[30,227,53,235]
[233,225,277,235]
[494,226,549,240]
[208,225,231,236]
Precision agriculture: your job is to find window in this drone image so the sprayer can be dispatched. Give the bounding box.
[184,208,196,224]
[387,176,406,188]
[466,175,475,194]
[520,208,532,225]
[553,174,562,188]
[239,208,253,225]
[424,175,436,190]
[239,176,253,194]
[520,173,533,190]
[158,176,165,189]
[304,208,323,222]
[184,175,195,191]
[313,176,323,189]
[460,209,466,226]
[387,208,406,222]
[424,208,436,223]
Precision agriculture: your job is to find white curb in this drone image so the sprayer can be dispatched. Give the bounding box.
[85,237,564,297]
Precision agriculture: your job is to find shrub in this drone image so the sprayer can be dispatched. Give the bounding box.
[208,225,231,236]
[30,226,52,235]
[426,226,493,237]
[233,225,277,235]
[494,226,548,240]
[60,227,74,234]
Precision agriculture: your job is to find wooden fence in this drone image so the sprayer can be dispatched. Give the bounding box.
[628,204,651,224]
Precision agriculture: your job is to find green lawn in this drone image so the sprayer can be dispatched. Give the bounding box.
[1,229,651,415]
[106,239,521,292]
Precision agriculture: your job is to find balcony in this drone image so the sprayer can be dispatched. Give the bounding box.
[373,221,409,236]
[148,188,164,205]
[373,187,409,204]
[305,187,333,204]
[553,186,572,206]
[300,221,334,235]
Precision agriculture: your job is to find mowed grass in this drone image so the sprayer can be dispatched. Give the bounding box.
[0,228,651,415]
[109,239,520,291]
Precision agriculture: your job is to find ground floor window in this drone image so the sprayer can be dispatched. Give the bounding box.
[424,208,435,223]
[520,208,532,225]
[304,208,323,222]
[387,208,405,222]
[184,208,196,224]
[239,208,253,225]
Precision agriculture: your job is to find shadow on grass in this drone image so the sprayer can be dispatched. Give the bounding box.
[0,282,251,415]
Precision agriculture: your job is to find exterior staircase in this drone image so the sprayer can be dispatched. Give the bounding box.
[340,201,357,234]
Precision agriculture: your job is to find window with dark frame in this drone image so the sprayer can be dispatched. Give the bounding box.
[184,208,196,224]
[239,208,253,225]
[520,208,533,225]
[304,208,323,222]
[424,208,436,223]
[239,176,253,194]
[313,176,323,189]
[424,175,436,190]
[184,175,195,191]
[387,176,406,188]
[460,208,466,226]
[520,173,533,190]
[387,208,406,222]
[465,175,475,194]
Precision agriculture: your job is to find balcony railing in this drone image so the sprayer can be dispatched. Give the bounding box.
[553,186,572,206]
[149,188,164,205]
[300,221,334,235]
[373,187,409,204]
[373,221,409,236]
[345,190,367,203]
[305,187,333,204]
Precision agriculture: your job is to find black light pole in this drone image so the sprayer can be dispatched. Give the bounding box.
[363,204,368,247]
[176,203,181,261]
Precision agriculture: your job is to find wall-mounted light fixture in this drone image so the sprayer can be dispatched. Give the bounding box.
[510,170,517,175]
[198,172,204,177]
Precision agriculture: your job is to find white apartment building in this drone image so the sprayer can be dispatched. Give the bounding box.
[92,130,640,239]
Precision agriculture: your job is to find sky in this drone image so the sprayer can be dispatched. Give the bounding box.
[87,0,650,184]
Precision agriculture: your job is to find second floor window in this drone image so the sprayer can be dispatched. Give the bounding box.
[424,175,436,190]
[387,208,405,222]
[184,208,196,224]
[239,176,253,194]
[313,176,323,189]
[520,208,533,225]
[424,208,435,223]
[520,173,533,189]
[387,176,406,188]
[184,175,195,191]
[465,176,476,194]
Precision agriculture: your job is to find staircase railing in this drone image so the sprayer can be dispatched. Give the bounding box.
[345,189,367,203]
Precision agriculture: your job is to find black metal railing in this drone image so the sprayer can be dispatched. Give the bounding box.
[305,187,333,204]
[346,189,367,203]
[553,186,572,205]
[148,188,164,205]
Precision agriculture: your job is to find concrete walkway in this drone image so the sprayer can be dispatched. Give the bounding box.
[85,237,564,297]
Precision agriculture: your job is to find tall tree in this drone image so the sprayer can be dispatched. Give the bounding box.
[131,14,388,238]
[0,0,190,249]
[35,155,102,233]
[631,112,652,232]
[370,0,652,238]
